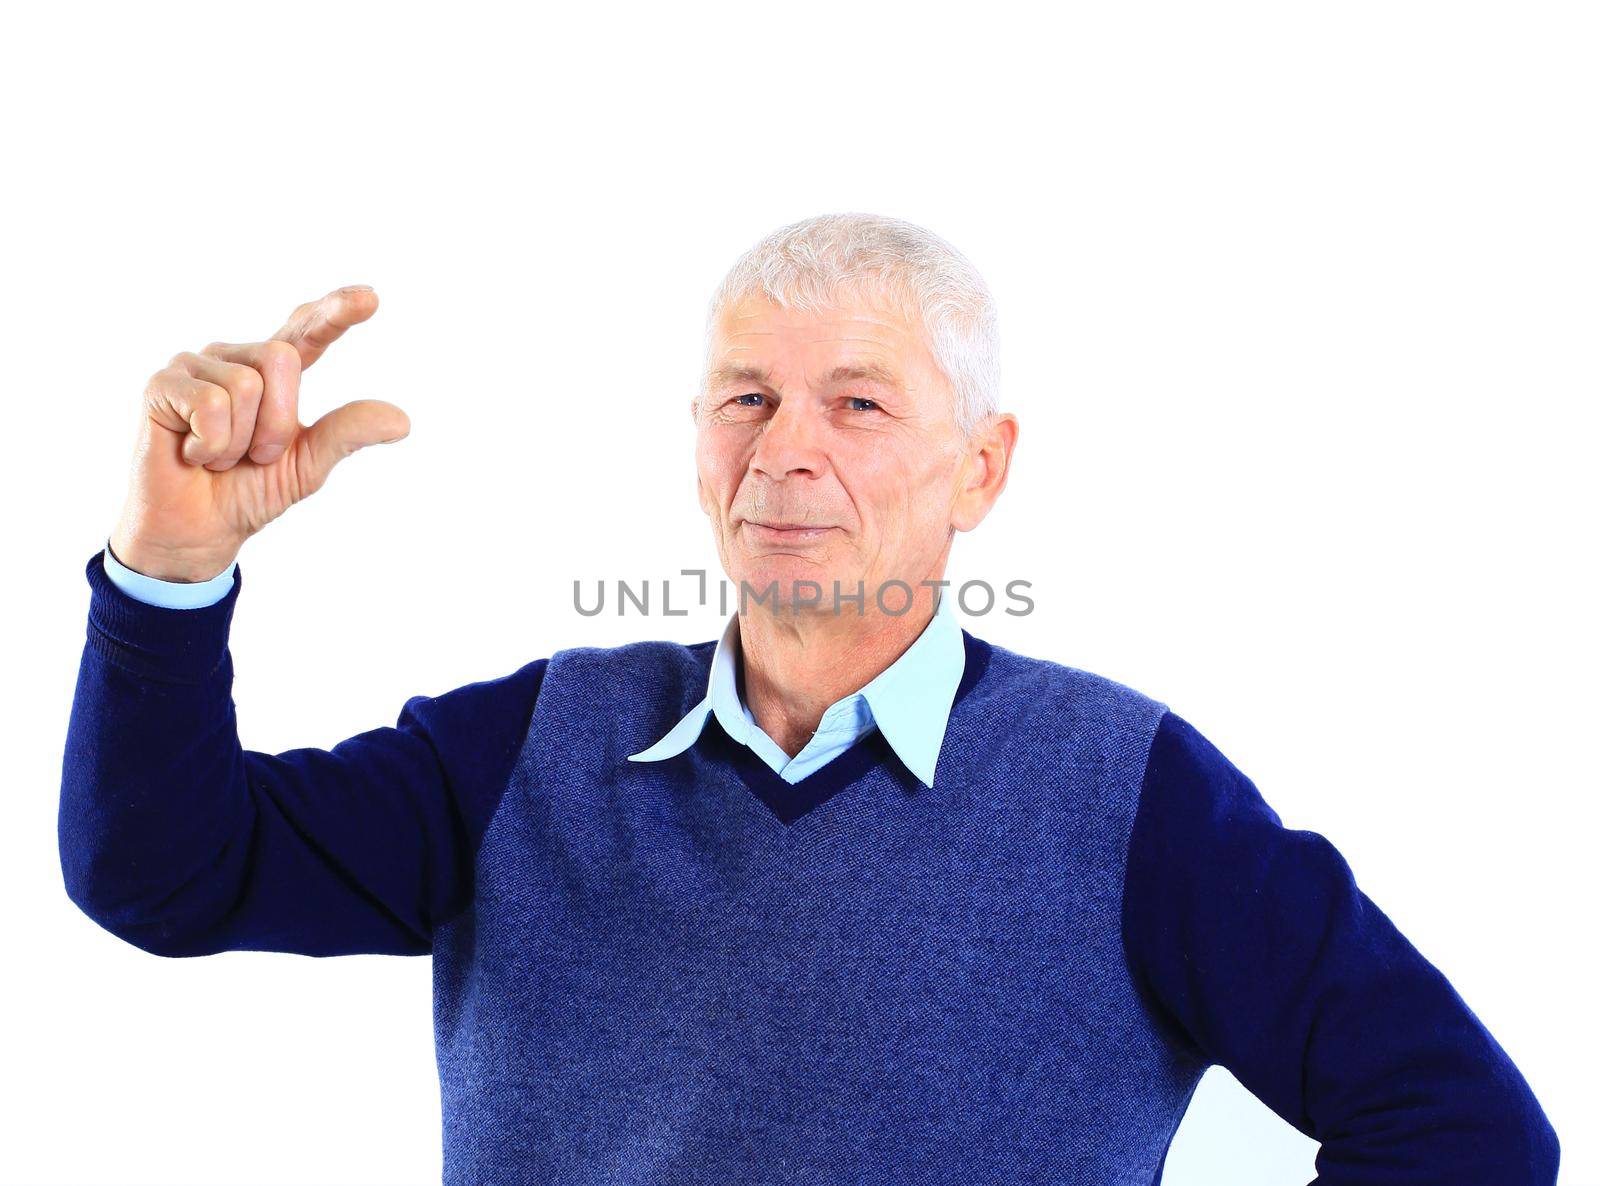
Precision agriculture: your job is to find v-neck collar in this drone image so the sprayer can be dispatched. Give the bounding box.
[628,594,967,788]
[694,629,994,828]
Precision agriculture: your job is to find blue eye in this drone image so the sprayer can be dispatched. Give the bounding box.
[734,393,765,407]
[848,396,879,412]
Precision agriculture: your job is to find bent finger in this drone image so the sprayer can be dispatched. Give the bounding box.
[170,351,264,470]
[202,338,302,463]
[144,368,232,466]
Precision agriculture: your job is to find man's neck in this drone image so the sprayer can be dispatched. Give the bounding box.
[735,586,943,759]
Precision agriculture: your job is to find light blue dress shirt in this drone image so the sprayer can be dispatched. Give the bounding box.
[101,537,967,788]
[627,590,966,788]
[102,538,237,610]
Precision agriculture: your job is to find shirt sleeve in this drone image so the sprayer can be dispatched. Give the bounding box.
[1120,708,1560,1184]
[59,547,548,958]
[102,535,237,608]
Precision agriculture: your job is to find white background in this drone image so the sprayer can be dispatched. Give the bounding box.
[2,2,1594,1182]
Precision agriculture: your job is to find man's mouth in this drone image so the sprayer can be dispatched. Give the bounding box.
[744,521,835,540]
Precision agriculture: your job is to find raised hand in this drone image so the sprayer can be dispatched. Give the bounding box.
[108,285,409,582]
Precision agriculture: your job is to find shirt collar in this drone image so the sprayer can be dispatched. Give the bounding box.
[627,593,966,788]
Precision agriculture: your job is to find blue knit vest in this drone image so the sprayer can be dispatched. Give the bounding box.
[430,627,1208,1184]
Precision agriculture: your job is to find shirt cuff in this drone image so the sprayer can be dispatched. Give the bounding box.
[102,537,237,609]
[85,546,243,684]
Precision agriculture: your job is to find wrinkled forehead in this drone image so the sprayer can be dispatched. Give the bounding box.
[705,285,939,389]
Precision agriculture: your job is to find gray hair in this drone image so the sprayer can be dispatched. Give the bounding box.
[700,212,1001,439]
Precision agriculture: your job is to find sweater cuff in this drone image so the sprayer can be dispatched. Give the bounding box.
[83,547,243,684]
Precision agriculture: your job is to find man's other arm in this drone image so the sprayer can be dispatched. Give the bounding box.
[60,546,547,958]
[1120,709,1559,1184]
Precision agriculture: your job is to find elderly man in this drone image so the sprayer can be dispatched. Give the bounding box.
[61,214,1557,1184]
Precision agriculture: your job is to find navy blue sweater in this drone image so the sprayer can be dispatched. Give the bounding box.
[59,549,1560,1183]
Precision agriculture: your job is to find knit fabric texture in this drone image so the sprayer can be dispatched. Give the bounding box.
[430,626,1203,1184]
[60,549,1561,1185]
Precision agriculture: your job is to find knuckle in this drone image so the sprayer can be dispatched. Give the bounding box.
[198,381,231,414]
[167,349,198,370]
[260,338,299,369]
[228,361,265,400]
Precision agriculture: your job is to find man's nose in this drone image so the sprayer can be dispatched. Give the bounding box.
[750,401,829,480]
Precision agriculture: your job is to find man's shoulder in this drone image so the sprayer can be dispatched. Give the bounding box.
[975,634,1169,715]
[537,634,717,702]
[546,634,717,668]
[968,633,1172,745]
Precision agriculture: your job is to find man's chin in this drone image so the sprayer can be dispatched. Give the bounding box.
[729,565,862,617]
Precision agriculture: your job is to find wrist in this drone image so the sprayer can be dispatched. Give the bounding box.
[106,530,237,584]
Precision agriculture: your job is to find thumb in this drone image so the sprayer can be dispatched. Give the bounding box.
[297,399,411,499]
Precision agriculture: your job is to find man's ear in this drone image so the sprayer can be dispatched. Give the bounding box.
[951,412,1020,533]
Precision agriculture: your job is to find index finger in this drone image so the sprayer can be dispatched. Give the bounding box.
[271,284,380,370]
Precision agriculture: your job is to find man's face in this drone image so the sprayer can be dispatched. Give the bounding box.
[694,288,972,616]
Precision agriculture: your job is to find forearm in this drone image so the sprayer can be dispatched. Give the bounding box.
[60,549,252,953]
[61,545,552,958]
[1121,709,1561,1184]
